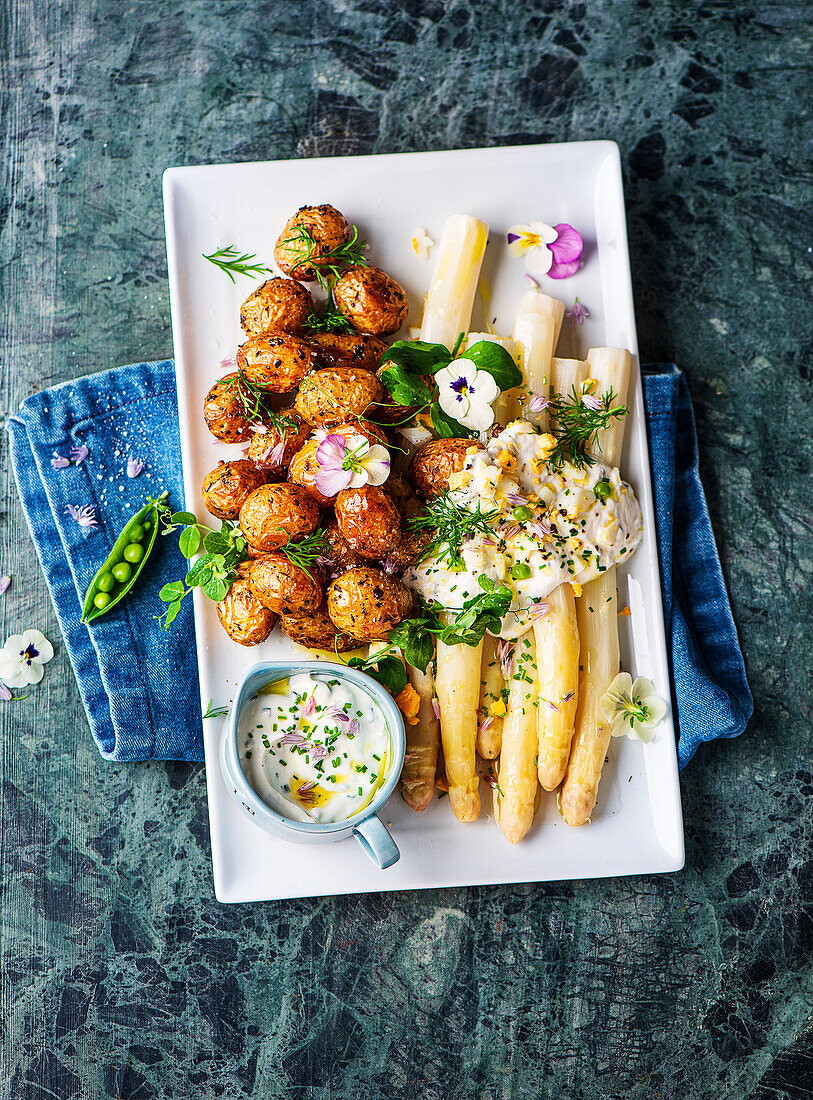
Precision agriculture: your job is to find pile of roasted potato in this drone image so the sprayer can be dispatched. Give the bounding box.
[201,204,471,652]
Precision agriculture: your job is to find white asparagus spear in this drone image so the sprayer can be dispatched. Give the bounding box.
[435,630,483,822]
[399,663,440,812]
[496,631,539,843]
[420,215,488,347]
[477,633,504,759]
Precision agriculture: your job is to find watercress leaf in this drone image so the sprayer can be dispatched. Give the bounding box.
[170,511,198,526]
[203,531,229,554]
[179,526,202,559]
[159,581,186,603]
[203,575,229,602]
[403,631,435,673]
[379,365,434,407]
[430,403,478,439]
[381,339,453,374]
[463,341,523,392]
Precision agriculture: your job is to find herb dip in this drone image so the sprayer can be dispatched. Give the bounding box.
[238,672,390,824]
[405,419,643,639]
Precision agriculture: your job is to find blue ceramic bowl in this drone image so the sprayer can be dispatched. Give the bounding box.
[220,660,405,869]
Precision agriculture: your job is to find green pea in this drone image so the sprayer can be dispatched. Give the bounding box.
[513,505,532,522]
[510,562,532,580]
[97,572,115,593]
[124,543,144,564]
[594,478,613,502]
[128,523,145,542]
[112,562,132,584]
[93,592,112,610]
[142,519,152,532]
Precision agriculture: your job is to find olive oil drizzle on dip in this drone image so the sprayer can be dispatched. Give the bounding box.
[238,672,389,824]
[405,419,644,639]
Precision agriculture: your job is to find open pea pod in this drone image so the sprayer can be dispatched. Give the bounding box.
[81,491,169,623]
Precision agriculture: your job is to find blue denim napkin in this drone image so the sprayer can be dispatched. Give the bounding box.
[7,359,751,768]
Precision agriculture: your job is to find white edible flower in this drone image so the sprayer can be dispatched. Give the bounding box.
[600,672,666,743]
[435,357,499,432]
[0,629,54,688]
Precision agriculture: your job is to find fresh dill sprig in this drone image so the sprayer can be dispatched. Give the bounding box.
[278,528,329,580]
[302,299,355,334]
[202,245,274,283]
[278,224,368,289]
[547,386,629,470]
[223,369,270,423]
[408,494,500,569]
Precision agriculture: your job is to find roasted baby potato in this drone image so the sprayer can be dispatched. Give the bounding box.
[320,521,365,580]
[327,566,411,642]
[333,266,408,336]
[382,528,431,573]
[201,460,267,521]
[408,438,484,499]
[279,602,358,652]
[236,333,315,393]
[247,412,310,475]
[240,278,313,336]
[384,475,422,521]
[203,372,257,444]
[294,366,383,427]
[248,553,323,617]
[308,332,388,372]
[217,564,277,647]
[239,483,319,552]
[274,204,351,281]
[335,485,401,559]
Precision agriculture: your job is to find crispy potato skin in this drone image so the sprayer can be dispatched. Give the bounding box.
[279,603,358,652]
[289,421,389,506]
[335,486,401,559]
[203,372,255,443]
[247,413,310,475]
[333,266,408,336]
[385,475,422,521]
[240,278,313,336]
[383,529,431,573]
[237,334,315,393]
[201,460,267,521]
[308,332,388,372]
[321,521,365,580]
[274,205,350,280]
[248,553,323,616]
[327,566,411,642]
[408,438,484,499]
[239,483,319,552]
[294,366,383,427]
[217,565,278,646]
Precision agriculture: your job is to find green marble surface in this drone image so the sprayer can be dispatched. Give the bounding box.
[2,2,812,1097]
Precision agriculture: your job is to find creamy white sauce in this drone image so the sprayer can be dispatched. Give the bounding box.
[404,419,643,639]
[238,672,390,824]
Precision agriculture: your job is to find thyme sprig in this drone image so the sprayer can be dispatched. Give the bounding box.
[278,224,368,289]
[202,245,274,283]
[408,493,500,569]
[547,386,628,470]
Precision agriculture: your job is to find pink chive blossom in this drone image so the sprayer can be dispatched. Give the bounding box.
[480,536,497,548]
[309,743,330,761]
[561,690,575,703]
[547,700,560,712]
[524,273,540,290]
[432,697,440,721]
[268,440,286,466]
[51,451,71,470]
[529,520,552,540]
[0,577,10,595]
[346,719,360,736]
[0,683,11,701]
[303,694,317,718]
[65,504,98,529]
[278,730,307,746]
[501,525,521,541]
[70,444,89,464]
[566,298,590,325]
[497,640,515,679]
[220,355,237,369]
[126,456,145,478]
[381,554,398,576]
[528,391,552,414]
[530,601,551,620]
[582,393,602,412]
[506,492,526,506]
[480,715,493,733]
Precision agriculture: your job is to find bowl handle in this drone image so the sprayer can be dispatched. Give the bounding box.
[352,815,400,869]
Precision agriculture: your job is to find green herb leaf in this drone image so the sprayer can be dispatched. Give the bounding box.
[159,581,186,603]
[179,526,202,559]
[203,700,230,719]
[203,531,230,555]
[163,599,183,628]
[379,365,434,407]
[439,581,512,647]
[462,341,523,392]
[408,494,499,569]
[388,614,437,673]
[203,245,274,283]
[302,300,354,334]
[348,654,408,695]
[203,575,229,602]
[381,340,453,374]
[547,386,629,470]
[185,553,215,585]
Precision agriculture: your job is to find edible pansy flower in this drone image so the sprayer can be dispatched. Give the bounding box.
[51,451,71,470]
[566,298,590,325]
[506,221,584,279]
[600,672,666,743]
[435,357,499,432]
[0,629,54,688]
[314,433,390,497]
[126,456,145,478]
[65,504,98,529]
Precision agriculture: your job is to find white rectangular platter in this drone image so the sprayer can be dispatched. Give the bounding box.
[164,141,684,903]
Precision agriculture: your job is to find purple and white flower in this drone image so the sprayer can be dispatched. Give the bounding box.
[314,433,390,498]
[566,298,590,325]
[431,697,440,721]
[435,357,499,432]
[507,221,584,279]
[65,504,98,529]
[126,456,145,478]
[0,628,54,688]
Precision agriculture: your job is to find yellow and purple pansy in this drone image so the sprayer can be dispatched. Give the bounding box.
[506,221,584,279]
